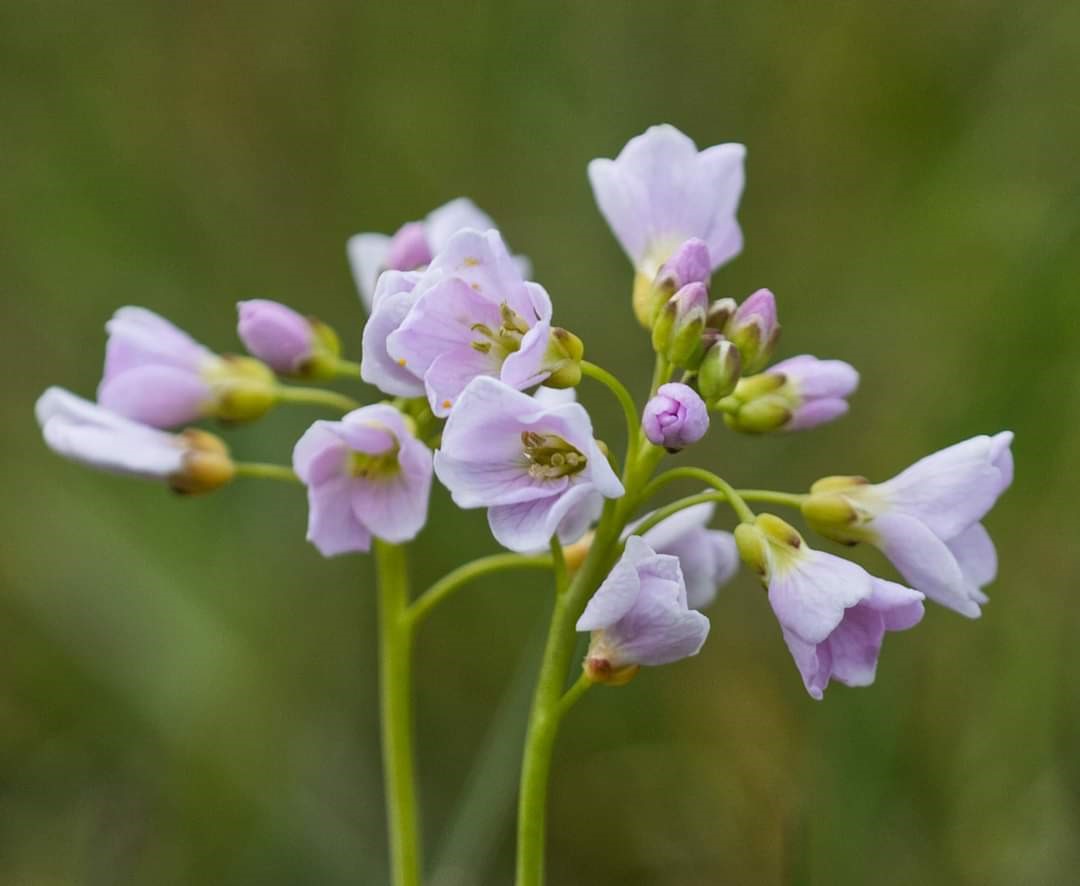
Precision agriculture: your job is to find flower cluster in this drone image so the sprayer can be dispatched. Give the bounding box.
[35,123,1014,704]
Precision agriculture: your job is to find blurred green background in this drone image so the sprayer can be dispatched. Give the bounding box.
[3,1,1078,883]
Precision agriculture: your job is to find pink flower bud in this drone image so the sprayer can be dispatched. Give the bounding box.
[237,300,314,374]
[642,383,709,451]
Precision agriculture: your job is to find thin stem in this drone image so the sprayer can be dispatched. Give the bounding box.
[736,488,808,509]
[554,672,592,721]
[233,462,301,483]
[407,553,553,629]
[550,537,568,595]
[275,384,360,413]
[639,466,756,523]
[374,541,422,886]
[631,490,752,540]
[649,356,671,396]
[580,361,641,466]
[334,358,363,378]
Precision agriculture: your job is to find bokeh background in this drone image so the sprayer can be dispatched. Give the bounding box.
[3,2,1079,883]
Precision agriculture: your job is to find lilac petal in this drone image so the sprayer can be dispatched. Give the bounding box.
[425,198,497,252]
[103,307,211,377]
[880,433,1014,539]
[610,587,710,666]
[434,452,566,508]
[577,536,652,630]
[767,550,872,645]
[352,471,430,544]
[293,421,350,486]
[824,604,885,689]
[865,578,926,631]
[487,482,596,552]
[947,522,998,590]
[991,431,1014,494]
[426,346,502,417]
[237,300,312,372]
[500,320,553,392]
[97,365,211,428]
[636,501,715,551]
[388,276,503,376]
[554,487,604,545]
[306,476,372,556]
[696,142,746,268]
[872,511,982,618]
[360,279,425,398]
[532,386,577,407]
[771,356,860,399]
[424,229,545,322]
[785,398,849,431]
[37,388,185,478]
[385,222,432,271]
[347,233,392,311]
[781,628,830,700]
[663,529,738,610]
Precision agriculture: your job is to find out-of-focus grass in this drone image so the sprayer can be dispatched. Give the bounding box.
[2,2,1078,883]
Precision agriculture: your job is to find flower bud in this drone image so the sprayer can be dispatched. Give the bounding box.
[632,273,667,329]
[706,297,738,331]
[542,327,585,388]
[642,383,709,452]
[723,394,791,434]
[237,300,343,380]
[653,282,708,368]
[171,429,236,494]
[800,476,872,544]
[206,356,278,423]
[656,238,711,290]
[698,338,742,402]
[385,221,433,271]
[725,288,780,374]
[735,513,803,579]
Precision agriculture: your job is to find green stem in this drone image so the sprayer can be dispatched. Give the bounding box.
[649,356,672,396]
[374,541,422,886]
[555,672,592,720]
[276,384,360,413]
[550,537,568,595]
[631,490,753,540]
[580,361,641,465]
[407,553,553,629]
[233,462,301,483]
[736,489,808,509]
[334,358,363,379]
[639,466,756,523]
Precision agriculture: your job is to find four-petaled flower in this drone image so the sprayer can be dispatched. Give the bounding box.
[434,376,623,552]
[577,536,711,685]
[801,432,1014,617]
[293,404,434,557]
[736,514,924,699]
[588,124,746,281]
[364,228,565,417]
[347,198,529,310]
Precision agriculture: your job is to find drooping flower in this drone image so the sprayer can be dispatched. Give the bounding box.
[735,513,924,700]
[634,502,738,609]
[347,198,529,310]
[801,432,1014,617]
[577,536,710,685]
[98,307,276,427]
[292,404,433,557]
[588,124,746,284]
[722,355,859,433]
[35,387,234,494]
[642,383,709,451]
[236,299,340,378]
[434,376,623,552]
[375,228,577,417]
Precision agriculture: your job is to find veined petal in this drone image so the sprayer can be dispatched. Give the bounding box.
[360,280,425,398]
[577,536,650,630]
[487,483,595,552]
[347,232,392,311]
[947,522,998,592]
[767,549,872,645]
[306,476,372,556]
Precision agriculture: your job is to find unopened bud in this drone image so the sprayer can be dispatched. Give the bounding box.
[734,522,769,577]
[656,238,711,290]
[723,395,791,433]
[725,289,780,374]
[208,356,277,422]
[801,476,873,544]
[698,339,742,402]
[171,429,235,494]
[542,327,585,388]
[706,297,738,331]
[237,300,342,380]
[652,282,708,367]
[633,273,668,329]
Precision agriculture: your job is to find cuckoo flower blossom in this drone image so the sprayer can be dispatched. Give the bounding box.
[293,405,433,557]
[577,536,710,685]
[375,229,569,417]
[724,355,859,433]
[347,198,529,310]
[434,376,623,552]
[98,307,221,428]
[642,383,709,451]
[588,124,746,281]
[635,503,737,610]
[801,433,1014,618]
[736,514,924,700]
[35,387,234,494]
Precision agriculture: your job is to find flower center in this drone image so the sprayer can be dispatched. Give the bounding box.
[471,303,530,359]
[349,448,400,480]
[521,431,587,480]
